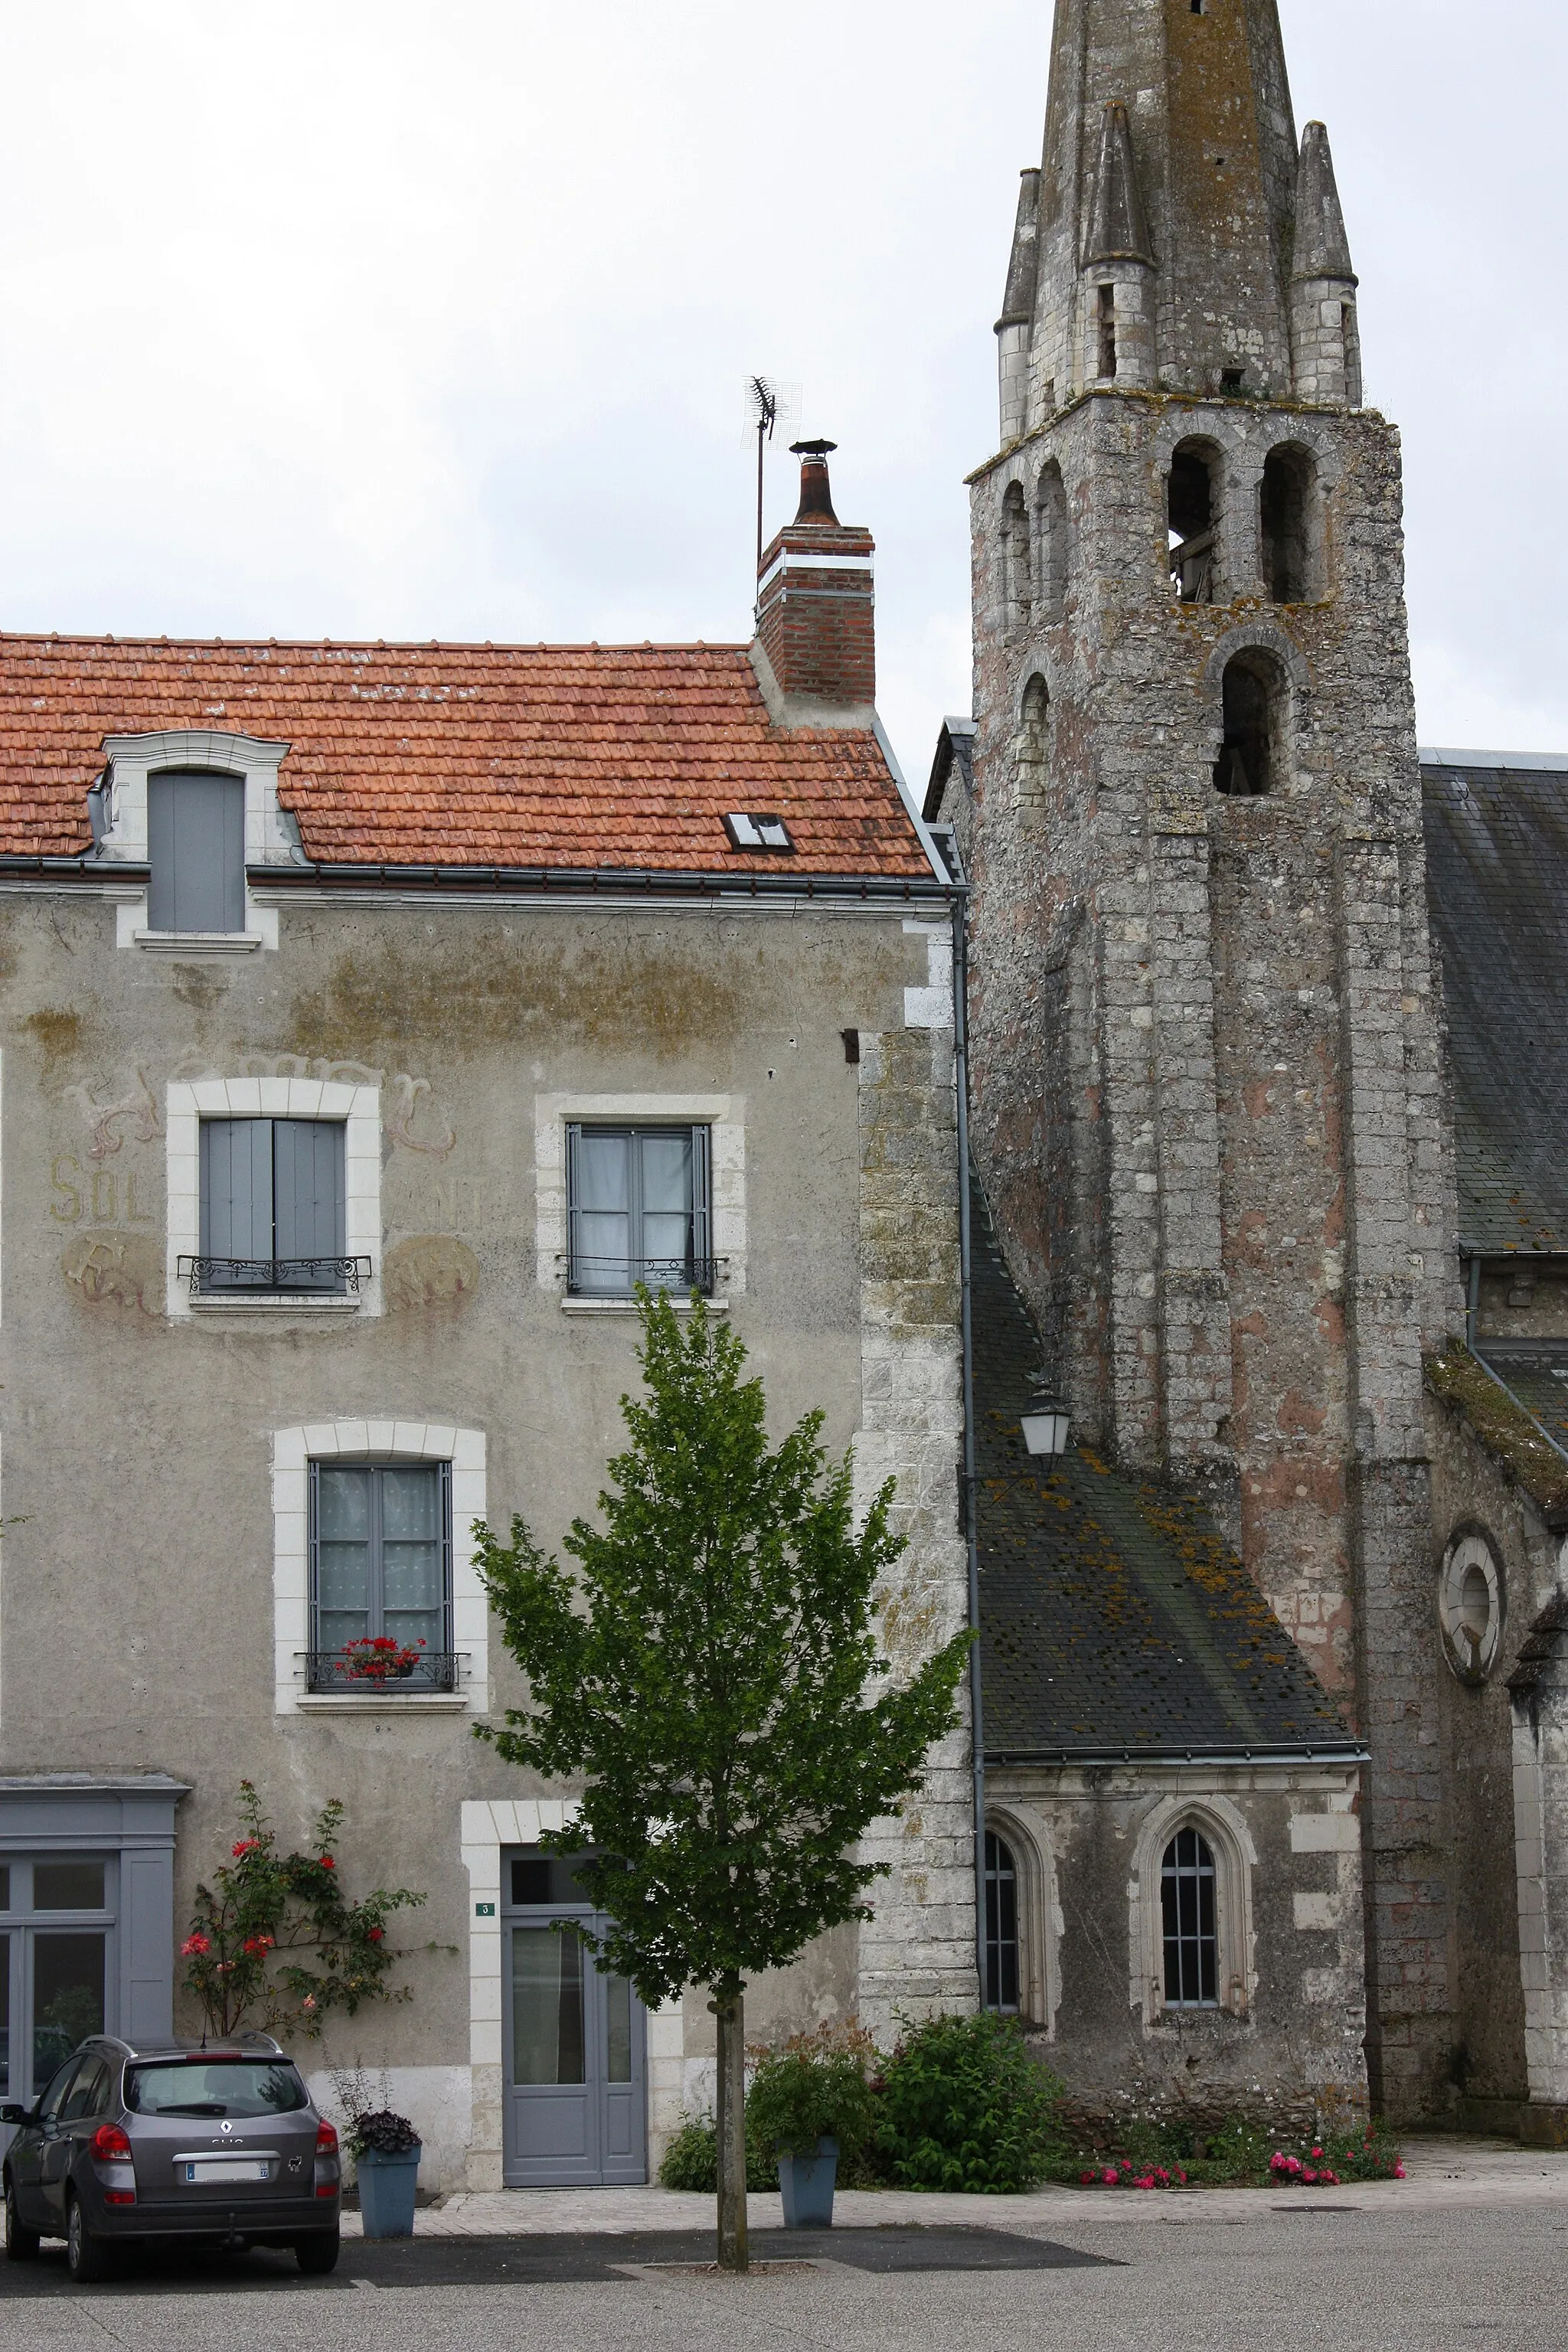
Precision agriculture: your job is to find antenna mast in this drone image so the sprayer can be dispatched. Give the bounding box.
[749,376,780,570]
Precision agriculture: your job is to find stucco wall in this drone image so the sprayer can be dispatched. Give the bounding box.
[0,880,966,2186]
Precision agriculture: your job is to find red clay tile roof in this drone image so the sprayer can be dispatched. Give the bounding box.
[0,634,934,879]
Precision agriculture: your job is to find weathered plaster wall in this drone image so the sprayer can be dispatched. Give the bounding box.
[988,1762,1366,2132]
[0,884,966,2183]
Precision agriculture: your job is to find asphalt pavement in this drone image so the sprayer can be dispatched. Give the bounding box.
[0,2199,1563,2351]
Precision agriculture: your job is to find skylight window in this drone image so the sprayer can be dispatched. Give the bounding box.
[724,812,795,853]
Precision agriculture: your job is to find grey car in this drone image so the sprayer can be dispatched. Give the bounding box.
[1,2033,341,2282]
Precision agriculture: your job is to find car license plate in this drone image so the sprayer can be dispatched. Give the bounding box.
[181,2159,270,2184]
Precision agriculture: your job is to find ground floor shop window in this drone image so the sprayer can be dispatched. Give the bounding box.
[0,1858,114,2095]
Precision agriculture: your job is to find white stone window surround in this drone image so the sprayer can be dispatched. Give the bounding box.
[984,1802,1060,2037]
[166,1076,382,1321]
[1129,1792,1256,2026]
[273,1421,488,1717]
[534,1093,746,1305]
[94,730,300,953]
[459,1797,683,2191]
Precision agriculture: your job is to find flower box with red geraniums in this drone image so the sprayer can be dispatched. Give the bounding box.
[339,1636,427,1685]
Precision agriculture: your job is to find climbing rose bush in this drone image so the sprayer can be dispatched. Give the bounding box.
[181,1782,424,2039]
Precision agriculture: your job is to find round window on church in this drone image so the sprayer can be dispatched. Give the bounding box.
[1439,1531,1504,1684]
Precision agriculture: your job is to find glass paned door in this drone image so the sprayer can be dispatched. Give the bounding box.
[31,1936,104,2091]
[501,1857,646,2187]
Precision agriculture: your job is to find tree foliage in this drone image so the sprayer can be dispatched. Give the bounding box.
[474,1291,969,2006]
[181,1782,425,2040]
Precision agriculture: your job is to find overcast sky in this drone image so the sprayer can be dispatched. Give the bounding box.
[0,1,1559,782]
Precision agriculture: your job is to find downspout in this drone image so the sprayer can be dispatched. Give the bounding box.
[951,881,988,2008]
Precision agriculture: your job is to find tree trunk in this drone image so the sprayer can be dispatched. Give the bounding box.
[714,1984,748,2272]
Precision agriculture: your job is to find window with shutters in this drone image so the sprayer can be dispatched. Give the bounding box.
[194,1118,357,1295]
[146,769,247,934]
[567,1125,713,1296]
[308,1459,456,1694]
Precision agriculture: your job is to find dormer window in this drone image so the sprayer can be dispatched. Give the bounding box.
[148,769,246,934]
[724,812,794,853]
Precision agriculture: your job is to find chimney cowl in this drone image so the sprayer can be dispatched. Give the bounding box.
[788,439,841,525]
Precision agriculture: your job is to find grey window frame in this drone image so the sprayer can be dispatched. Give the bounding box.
[198,1117,349,1293]
[146,768,247,935]
[565,1124,713,1298]
[982,1831,1021,2014]
[1160,1828,1220,2009]
[307,1458,454,1692]
[0,1855,119,2103]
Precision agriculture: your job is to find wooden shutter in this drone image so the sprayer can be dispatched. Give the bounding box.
[147,769,246,934]
[200,1119,273,1283]
[273,1120,346,1289]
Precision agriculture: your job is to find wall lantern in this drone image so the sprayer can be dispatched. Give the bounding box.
[1021,1395,1071,1457]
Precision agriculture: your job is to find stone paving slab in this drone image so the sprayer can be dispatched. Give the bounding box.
[341,2135,1568,2239]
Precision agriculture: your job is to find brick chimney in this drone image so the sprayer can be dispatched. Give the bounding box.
[754,441,875,712]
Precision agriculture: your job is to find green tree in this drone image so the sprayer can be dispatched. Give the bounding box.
[181,1782,425,2040]
[475,1291,969,2270]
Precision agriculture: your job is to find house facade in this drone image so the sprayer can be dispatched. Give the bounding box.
[0,451,977,2189]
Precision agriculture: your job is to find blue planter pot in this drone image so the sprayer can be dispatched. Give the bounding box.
[356,2145,422,2239]
[777,2137,838,2230]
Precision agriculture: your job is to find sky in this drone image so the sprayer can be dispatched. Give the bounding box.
[0,0,1560,783]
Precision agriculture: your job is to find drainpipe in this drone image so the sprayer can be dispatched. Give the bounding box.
[951,882,988,2009]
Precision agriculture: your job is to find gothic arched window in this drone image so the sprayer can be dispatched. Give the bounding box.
[1261,443,1319,604]
[1161,1828,1219,2007]
[1035,462,1068,622]
[1002,482,1031,635]
[984,1831,1021,2012]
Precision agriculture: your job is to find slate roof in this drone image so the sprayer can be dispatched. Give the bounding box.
[0,635,932,880]
[1421,753,1568,1253]
[972,1180,1357,1763]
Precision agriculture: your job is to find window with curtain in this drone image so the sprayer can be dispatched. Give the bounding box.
[309,1460,452,1691]
[198,1118,347,1292]
[147,769,247,934]
[567,1125,711,1296]
[1161,1827,1220,2007]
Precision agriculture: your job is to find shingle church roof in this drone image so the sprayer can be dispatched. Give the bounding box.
[1422,752,1568,1255]
[0,634,932,881]
[972,1181,1357,1765]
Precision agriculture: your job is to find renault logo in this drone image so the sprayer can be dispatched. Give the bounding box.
[220,2121,234,2135]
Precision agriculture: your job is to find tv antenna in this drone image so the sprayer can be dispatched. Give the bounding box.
[746,375,799,568]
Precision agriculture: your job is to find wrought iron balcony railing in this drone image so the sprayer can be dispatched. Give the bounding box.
[179,1255,374,1297]
[566,1253,720,1298]
[305,1650,461,1696]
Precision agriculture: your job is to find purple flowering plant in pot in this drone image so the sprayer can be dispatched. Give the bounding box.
[349,2109,423,2239]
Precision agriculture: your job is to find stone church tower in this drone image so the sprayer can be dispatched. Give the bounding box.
[957,0,1462,2117]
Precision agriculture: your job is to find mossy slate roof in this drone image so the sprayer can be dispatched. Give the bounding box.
[971,1183,1356,1763]
[1422,758,1568,1253]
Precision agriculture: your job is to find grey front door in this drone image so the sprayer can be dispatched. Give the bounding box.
[501,1851,646,2187]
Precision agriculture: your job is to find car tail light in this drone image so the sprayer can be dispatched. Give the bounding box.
[104,2190,136,2206]
[315,2118,338,2157]
[91,2124,133,2163]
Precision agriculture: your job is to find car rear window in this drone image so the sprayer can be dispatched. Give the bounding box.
[124,2060,309,2118]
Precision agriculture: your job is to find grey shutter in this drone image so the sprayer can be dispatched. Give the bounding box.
[147,770,246,933]
[273,1120,346,1289]
[200,1120,273,1287]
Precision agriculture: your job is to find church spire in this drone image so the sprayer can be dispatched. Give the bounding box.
[995,0,1318,434]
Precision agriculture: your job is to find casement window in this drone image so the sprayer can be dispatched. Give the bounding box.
[983,1831,1021,2014]
[566,1125,712,1297]
[147,769,246,935]
[309,1459,455,1694]
[1161,1827,1220,2007]
[196,1118,357,1295]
